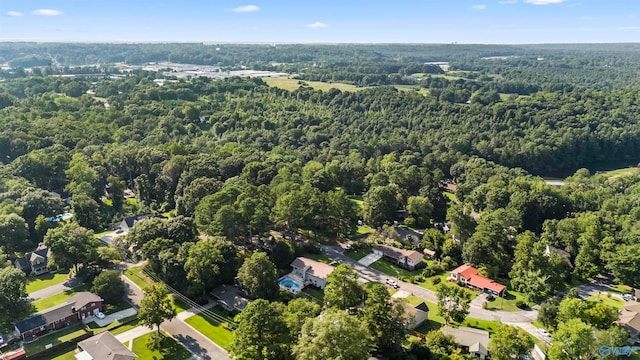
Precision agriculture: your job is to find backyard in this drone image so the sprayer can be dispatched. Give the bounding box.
[131,332,191,360]
[586,293,625,310]
[484,290,531,312]
[369,259,424,281]
[23,324,90,356]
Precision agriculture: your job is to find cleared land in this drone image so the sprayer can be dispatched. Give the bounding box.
[264,77,364,92]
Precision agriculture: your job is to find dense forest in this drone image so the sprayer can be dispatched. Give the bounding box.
[1,43,640,359]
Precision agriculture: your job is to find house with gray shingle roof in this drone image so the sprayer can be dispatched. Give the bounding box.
[76,331,137,360]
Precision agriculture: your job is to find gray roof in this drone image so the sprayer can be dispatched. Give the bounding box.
[211,285,251,311]
[415,302,430,313]
[441,326,490,356]
[78,331,137,360]
[15,292,102,333]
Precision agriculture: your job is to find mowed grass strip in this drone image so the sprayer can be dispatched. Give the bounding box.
[25,270,72,294]
[32,284,89,312]
[184,313,234,350]
[124,266,189,313]
[23,323,88,356]
[132,332,191,360]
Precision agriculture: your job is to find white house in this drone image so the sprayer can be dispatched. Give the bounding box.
[442,326,490,359]
[290,257,335,289]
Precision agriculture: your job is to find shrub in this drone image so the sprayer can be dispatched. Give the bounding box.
[431,276,442,285]
[515,300,526,309]
[412,275,424,283]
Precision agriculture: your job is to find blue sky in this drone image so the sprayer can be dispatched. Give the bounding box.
[0,0,638,43]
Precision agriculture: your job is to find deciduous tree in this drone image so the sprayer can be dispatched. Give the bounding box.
[237,252,279,300]
[231,299,291,360]
[138,283,177,336]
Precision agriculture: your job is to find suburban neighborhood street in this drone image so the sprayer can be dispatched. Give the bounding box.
[121,272,231,360]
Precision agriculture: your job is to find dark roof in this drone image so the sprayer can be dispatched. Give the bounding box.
[15,292,102,333]
[211,285,251,311]
[78,332,137,360]
[14,257,29,270]
[415,302,430,312]
[14,314,47,333]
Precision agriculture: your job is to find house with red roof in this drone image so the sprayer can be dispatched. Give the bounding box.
[448,264,506,297]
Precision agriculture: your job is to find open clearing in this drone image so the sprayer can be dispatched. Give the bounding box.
[264,77,364,92]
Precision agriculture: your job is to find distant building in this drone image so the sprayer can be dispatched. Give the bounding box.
[449,264,506,297]
[76,331,137,360]
[442,326,490,359]
[373,244,424,270]
[111,214,162,233]
[15,292,103,340]
[544,244,573,268]
[14,243,51,276]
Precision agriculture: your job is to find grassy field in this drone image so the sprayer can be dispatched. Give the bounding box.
[49,345,79,360]
[303,287,325,304]
[586,293,625,310]
[416,273,450,292]
[394,85,429,96]
[443,191,458,203]
[26,270,72,293]
[132,332,191,360]
[32,284,89,312]
[184,313,234,350]
[24,324,89,356]
[609,284,633,294]
[461,317,502,334]
[598,167,640,179]
[264,77,364,92]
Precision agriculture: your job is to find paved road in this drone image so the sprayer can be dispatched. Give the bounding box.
[122,273,231,360]
[321,245,539,323]
[28,277,81,301]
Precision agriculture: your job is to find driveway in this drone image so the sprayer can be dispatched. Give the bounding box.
[357,253,382,266]
[91,307,138,327]
[28,277,81,301]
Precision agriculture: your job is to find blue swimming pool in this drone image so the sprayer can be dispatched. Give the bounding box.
[48,212,74,222]
[279,278,302,289]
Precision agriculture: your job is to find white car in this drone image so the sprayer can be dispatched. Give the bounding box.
[386,279,399,289]
[536,328,550,337]
[623,294,634,301]
[96,312,106,319]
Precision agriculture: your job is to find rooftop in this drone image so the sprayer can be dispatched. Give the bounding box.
[210,284,251,311]
[77,331,137,360]
[291,257,335,279]
[373,244,423,262]
[442,326,490,355]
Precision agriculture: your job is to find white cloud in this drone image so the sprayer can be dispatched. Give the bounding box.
[231,5,260,13]
[472,4,487,10]
[32,9,63,16]
[306,22,328,28]
[7,11,23,17]
[499,0,518,4]
[618,26,640,30]
[524,0,566,5]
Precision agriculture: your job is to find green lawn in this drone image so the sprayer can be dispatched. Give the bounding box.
[356,225,375,235]
[87,315,140,335]
[609,284,634,294]
[443,191,458,203]
[416,273,450,292]
[24,324,89,356]
[414,300,446,333]
[123,266,189,313]
[184,313,235,350]
[26,270,72,293]
[461,317,502,334]
[303,252,333,264]
[349,196,364,213]
[132,332,191,360]
[586,293,625,310]
[344,245,372,261]
[302,287,325,304]
[484,290,530,312]
[598,167,640,179]
[49,345,79,360]
[32,284,90,312]
[369,259,424,281]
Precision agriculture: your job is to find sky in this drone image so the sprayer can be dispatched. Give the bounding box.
[0,0,638,43]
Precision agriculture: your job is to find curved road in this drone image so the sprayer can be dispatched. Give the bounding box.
[321,245,539,322]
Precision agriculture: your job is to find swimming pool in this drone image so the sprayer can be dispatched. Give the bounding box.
[48,212,74,222]
[279,278,301,289]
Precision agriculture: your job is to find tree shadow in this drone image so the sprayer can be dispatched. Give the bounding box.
[173,334,212,360]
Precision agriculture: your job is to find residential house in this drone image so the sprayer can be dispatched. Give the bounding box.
[211,284,251,312]
[449,264,506,297]
[372,244,424,270]
[15,292,103,340]
[635,288,640,302]
[111,214,163,233]
[544,244,573,268]
[617,301,640,340]
[402,302,429,330]
[442,326,490,359]
[290,257,334,289]
[423,248,436,259]
[14,243,51,276]
[76,331,137,360]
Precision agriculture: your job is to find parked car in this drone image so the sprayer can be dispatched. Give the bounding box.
[386,279,400,289]
[623,293,634,301]
[96,312,106,319]
[485,294,495,301]
[344,244,352,250]
[536,328,550,337]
